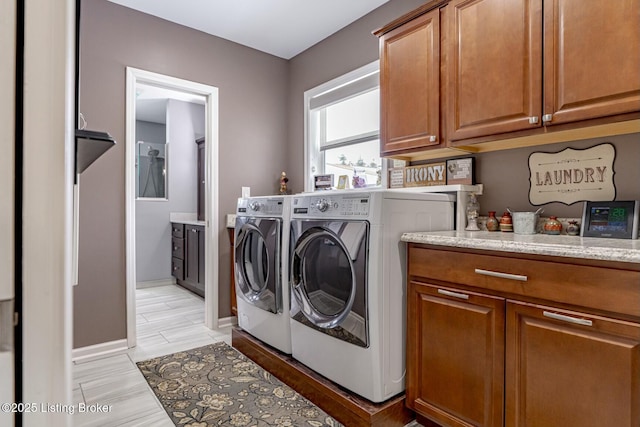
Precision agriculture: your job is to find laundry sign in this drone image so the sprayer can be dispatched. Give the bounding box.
[528,143,616,205]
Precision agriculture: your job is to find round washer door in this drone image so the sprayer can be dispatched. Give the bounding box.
[290,221,368,346]
[235,218,281,313]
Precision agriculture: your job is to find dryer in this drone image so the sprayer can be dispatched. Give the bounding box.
[289,190,454,402]
[235,196,292,354]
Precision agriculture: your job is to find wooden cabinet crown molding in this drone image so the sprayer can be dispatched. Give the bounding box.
[373,0,448,37]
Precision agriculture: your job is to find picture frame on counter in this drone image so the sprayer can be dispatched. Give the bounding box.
[337,175,349,190]
[446,157,475,185]
[314,174,334,191]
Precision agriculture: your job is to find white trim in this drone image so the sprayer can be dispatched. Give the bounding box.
[71,339,128,363]
[126,68,220,350]
[136,278,176,289]
[22,0,75,425]
[0,0,15,302]
[217,316,238,329]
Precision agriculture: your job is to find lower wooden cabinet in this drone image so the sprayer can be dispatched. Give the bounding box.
[407,282,505,427]
[505,301,640,427]
[171,222,204,297]
[406,244,640,427]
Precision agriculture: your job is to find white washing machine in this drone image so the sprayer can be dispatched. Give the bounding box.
[289,189,455,402]
[235,196,292,354]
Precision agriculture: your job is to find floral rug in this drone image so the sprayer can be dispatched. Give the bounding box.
[137,341,343,427]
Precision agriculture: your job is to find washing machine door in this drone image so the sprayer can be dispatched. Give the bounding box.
[235,217,281,313]
[290,220,368,347]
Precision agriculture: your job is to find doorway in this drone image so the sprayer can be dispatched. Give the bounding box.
[125,68,220,348]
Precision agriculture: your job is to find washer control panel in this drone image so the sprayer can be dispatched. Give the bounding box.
[292,194,370,217]
[237,197,284,216]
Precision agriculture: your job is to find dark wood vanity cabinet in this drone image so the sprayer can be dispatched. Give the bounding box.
[406,244,640,427]
[171,222,204,297]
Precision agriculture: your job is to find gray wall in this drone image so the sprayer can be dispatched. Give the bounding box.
[136,101,204,283]
[75,0,289,348]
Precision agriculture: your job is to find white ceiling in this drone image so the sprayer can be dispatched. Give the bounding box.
[108,0,390,59]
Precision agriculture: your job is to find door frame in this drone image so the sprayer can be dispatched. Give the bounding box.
[125,67,220,348]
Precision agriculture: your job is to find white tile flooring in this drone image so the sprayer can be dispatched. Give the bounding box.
[72,284,232,426]
[72,284,423,427]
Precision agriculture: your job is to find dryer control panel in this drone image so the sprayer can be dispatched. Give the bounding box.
[237,197,284,216]
[292,194,371,217]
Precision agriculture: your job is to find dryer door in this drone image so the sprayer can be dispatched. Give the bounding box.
[290,220,368,347]
[235,217,281,313]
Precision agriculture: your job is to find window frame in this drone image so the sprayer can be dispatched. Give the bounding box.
[303,61,385,192]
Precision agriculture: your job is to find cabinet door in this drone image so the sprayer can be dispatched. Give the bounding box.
[407,281,505,427]
[506,301,640,427]
[543,0,640,125]
[198,226,204,286]
[185,226,200,285]
[446,0,543,141]
[380,8,441,155]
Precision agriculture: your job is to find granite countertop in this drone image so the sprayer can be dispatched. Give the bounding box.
[170,212,205,227]
[401,230,640,264]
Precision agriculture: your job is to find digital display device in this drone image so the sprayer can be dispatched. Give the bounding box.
[581,201,639,239]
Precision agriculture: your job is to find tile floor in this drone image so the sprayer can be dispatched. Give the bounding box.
[72,284,231,426]
[72,284,423,426]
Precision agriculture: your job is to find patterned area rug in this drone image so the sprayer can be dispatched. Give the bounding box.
[137,341,343,426]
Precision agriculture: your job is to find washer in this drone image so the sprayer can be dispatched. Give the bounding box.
[289,189,455,402]
[235,195,292,354]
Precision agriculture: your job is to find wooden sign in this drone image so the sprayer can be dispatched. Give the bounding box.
[404,162,447,187]
[388,168,404,188]
[528,143,616,205]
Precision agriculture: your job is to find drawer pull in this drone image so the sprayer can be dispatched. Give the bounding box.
[543,311,593,327]
[475,268,528,282]
[437,289,469,300]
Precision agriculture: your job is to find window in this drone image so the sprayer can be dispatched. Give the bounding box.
[304,61,385,192]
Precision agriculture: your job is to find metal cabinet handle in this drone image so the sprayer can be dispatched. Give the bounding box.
[543,311,593,327]
[529,116,539,124]
[475,268,528,282]
[542,114,553,122]
[437,289,469,300]
[429,135,437,142]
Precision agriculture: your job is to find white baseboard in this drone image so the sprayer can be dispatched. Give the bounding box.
[217,316,237,329]
[72,339,129,363]
[136,278,176,289]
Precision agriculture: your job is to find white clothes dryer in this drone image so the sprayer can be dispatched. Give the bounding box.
[235,195,292,354]
[289,189,454,402]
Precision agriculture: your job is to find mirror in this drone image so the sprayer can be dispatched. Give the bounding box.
[136,140,167,198]
[135,87,168,199]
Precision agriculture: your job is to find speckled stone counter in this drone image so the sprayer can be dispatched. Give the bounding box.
[401,230,640,264]
[170,212,205,227]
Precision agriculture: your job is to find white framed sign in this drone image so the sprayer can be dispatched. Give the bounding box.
[528,143,616,205]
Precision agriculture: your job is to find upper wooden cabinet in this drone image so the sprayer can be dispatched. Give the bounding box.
[446,0,543,141]
[379,8,442,155]
[543,0,640,126]
[376,0,640,155]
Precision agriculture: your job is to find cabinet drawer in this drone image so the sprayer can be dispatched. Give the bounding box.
[172,237,184,259]
[171,257,184,281]
[408,246,640,319]
[171,223,184,238]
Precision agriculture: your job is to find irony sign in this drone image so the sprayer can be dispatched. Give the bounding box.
[528,143,616,205]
